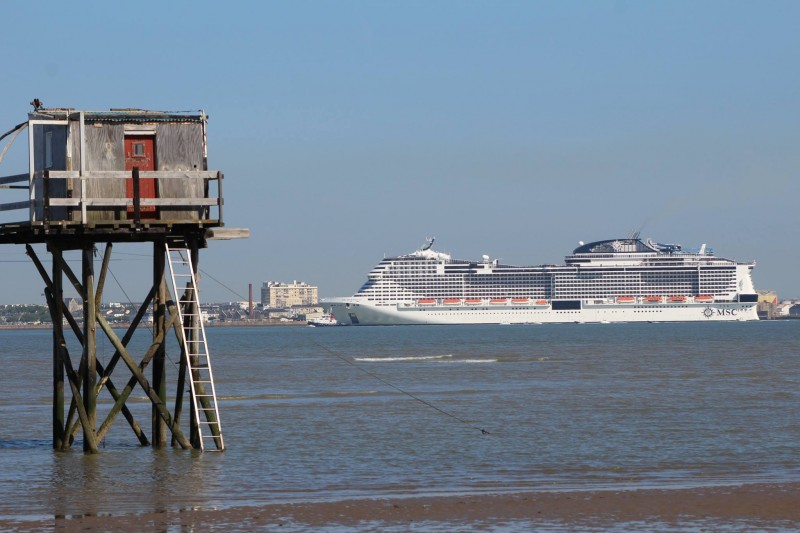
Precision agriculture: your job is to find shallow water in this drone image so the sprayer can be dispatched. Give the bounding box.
[0,321,798,520]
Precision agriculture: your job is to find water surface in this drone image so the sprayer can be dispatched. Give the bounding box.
[0,321,798,520]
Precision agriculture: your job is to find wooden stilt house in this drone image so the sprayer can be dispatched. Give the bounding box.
[0,104,246,453]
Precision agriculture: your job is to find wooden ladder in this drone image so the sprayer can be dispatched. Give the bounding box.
[165,244,224,451]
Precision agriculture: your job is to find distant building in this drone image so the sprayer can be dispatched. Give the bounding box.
[66,298,82,315]
[291,304,324,320]
[264,308,291,320]
[262,281,318,308]
[756,290,779,319]
[757,290,778,304]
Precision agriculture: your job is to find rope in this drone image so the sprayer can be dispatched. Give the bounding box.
[199,268,247,301]
[304,335,491,435]
[105,260,190,370]
[107,263,154,335]
[193,264,490,434]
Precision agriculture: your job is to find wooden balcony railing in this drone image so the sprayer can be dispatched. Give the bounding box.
[0,169,223,227]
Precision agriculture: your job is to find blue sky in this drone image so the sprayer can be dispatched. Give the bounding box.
[1,1,798,303]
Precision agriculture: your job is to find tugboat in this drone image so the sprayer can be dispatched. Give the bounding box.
[308,311,339,327]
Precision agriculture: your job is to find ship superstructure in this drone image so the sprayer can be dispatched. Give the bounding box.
[325,237,759,325]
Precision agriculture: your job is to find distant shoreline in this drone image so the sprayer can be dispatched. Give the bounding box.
[0,320,308,331]
[2,316,799,331]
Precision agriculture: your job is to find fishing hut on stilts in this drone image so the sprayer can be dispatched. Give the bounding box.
[0,102,248,453]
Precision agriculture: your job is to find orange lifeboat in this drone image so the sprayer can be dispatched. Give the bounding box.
[669,296,686,302]
[511,298,530,304]
[695,295,713,302]
[443,298,462,305]
[645,296,662,303]
[617,296,635,303]
[464,298,483,305]
[535,299,548,305]
[490,298,508,304]
[417,298,436,306]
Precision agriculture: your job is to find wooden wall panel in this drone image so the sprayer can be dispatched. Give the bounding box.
[84,125,125,221]
[155,124,204,220]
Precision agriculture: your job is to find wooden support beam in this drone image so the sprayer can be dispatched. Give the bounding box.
[47,245,87,444]
[152,242,167,446]
[68,342,150,447]
[96,314,191,449]
[172,286,191,448]
[41,286,97,453]
[82,246,98,453]
[27,232,214,453]
[61,298,85,445]
[52,327,97,453]
[94,243,113,307]
[29,244,83,447]
[94,363,149,446]
[35,244,146,449]
[96,308,178,444]
[51,246,65,449]
[26,245,96,452]
[97,285,156,387]
[0,172,29,184]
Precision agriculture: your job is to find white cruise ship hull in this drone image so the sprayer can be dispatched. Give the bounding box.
[328,299,759,326]
[326,236,760,326]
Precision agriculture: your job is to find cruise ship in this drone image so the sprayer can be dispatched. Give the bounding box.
[325,236,759,325]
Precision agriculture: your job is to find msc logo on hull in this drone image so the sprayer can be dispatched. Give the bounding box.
[702,307,737,318]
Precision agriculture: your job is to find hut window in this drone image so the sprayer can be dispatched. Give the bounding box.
[45,131,53,168]
[133,142,145,157]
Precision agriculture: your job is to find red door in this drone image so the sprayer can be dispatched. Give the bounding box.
[124,135,157,218]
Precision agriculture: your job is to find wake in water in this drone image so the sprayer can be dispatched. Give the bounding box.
[353,354,453,363]
[353,354,496,364]
[353,354,454,362]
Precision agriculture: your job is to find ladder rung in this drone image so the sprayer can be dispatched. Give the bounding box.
[169,244,222,449]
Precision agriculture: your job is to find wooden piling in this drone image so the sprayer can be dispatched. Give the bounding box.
[51,245,65,449]
[82,245,99,453]
[152,240,167,447]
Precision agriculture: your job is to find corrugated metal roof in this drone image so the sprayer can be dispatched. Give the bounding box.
[29,108,205,123]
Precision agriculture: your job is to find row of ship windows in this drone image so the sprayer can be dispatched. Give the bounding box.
[364,283,736,290]
[378,272,736,283]
[364,281,736,288]
[384,267,737,272]
[371,283,735,289]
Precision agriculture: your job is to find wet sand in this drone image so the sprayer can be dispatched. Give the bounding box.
[5,482,800,531]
